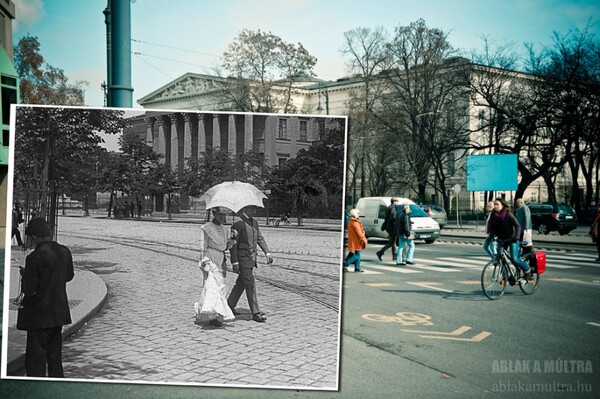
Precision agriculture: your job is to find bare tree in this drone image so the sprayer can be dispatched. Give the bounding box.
[219,29,317,113]
[467,29,600,209]
[341,26,389,199]
[525,26,600,211]
[379,19,464,204]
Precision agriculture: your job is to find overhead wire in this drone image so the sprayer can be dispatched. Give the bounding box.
[131,38,342,81]
[131,38,221,59]
[132,53,173,80]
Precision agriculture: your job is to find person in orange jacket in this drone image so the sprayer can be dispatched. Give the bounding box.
[344,208,367,272]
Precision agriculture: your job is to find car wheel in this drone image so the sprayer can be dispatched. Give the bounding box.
[558,229,571,236]
[537,224,549,235]
[424,239,435,244]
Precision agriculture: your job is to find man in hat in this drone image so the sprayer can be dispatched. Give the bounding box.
[227,206,273,323]
[17,217,74,377]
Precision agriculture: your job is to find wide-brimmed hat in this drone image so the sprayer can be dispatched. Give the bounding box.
[25,217,52,237]
[210,206,231,214]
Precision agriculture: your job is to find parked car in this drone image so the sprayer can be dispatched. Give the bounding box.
[528,202,578,235]
[418,204,448,229]
[355,197,440,243]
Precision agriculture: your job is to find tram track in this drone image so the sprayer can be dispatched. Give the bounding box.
[60,231,341,312]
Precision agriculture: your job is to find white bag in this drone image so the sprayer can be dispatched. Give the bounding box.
[522,229,533,247]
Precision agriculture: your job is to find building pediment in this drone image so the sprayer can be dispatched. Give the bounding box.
[138,73,227,105]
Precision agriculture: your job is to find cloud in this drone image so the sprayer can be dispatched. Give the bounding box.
[13,0,45,33]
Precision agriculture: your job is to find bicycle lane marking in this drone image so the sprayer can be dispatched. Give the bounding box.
[361,311,491,342]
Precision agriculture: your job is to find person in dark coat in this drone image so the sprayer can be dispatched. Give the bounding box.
[17,217,74,377]
[227,206,273,323]
[487,197,531,280]
[12,203,24,247]
[395,203,414,266]
[376,197,399,261]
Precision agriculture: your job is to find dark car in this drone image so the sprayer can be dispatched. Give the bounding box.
[528,203,578,235]
[418,204,448,229]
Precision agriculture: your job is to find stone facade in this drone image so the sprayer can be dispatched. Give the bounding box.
[126,110,343,169]
[136,68,594,213]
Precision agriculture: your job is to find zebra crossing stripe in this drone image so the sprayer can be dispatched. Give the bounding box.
[407,264,461,272]
[369,265,422,274]
[437,257,488,265]
[423,259,482,269]
[406,282,454,293]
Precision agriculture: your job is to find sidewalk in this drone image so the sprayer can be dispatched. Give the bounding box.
[3,246,108,375]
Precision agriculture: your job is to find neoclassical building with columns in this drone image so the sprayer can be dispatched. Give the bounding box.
[136,68,595,212]
[125,110,345,169]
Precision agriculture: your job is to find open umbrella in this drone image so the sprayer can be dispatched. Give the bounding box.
[199,181,267,213]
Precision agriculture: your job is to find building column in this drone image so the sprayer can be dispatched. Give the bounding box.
[170,114,179,170]
[228,114,236,155]
[212,114,221,149]
[145,117,155,146]
[244,114,253,152]
[157,116,167,161]
[183,113,193,160]
[198,114,206,155]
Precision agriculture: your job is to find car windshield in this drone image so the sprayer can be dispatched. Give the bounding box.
[557,204,575,215]
[409,204,428,217]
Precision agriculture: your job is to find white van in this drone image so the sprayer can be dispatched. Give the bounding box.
[355,197,441,244]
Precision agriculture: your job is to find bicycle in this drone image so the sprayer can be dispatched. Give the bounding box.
[274,213,291,227]
[480,239,541,300]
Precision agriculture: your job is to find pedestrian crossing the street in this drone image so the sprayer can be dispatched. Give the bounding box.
[354,252,599,275]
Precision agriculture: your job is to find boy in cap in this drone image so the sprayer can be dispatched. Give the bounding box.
[17,217,74,377]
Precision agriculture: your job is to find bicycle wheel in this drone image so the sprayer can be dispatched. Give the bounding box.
[481,260,507,300]
[519,268,540,295]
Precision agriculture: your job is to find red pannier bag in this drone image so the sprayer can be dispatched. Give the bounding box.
[534,251,546,274]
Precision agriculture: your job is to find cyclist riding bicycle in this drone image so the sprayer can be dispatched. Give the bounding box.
[487,197,532,281]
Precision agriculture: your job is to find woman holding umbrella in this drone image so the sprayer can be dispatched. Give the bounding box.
[194,207,236,327]
[200,181,272,323]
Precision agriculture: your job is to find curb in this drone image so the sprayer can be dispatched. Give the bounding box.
[6,269,108,376]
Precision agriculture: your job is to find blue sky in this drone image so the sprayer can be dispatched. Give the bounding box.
[13,0,600,108]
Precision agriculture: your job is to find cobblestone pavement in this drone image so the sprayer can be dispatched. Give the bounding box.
[56,216,342,389]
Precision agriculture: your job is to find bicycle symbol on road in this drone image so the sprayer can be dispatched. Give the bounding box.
[361,311,491,342]
[362,312,433,326]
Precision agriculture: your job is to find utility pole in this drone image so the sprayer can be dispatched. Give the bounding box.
[106,0,133,107]
[103,2,111,107]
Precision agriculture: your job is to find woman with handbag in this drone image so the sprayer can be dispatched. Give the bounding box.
[194,207,236,327]
[590,206,600,262]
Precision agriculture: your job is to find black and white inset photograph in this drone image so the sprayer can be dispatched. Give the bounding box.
[2,105,347,390]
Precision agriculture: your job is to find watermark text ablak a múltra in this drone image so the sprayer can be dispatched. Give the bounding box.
[492,359,593,374]
[492,380,592,393]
